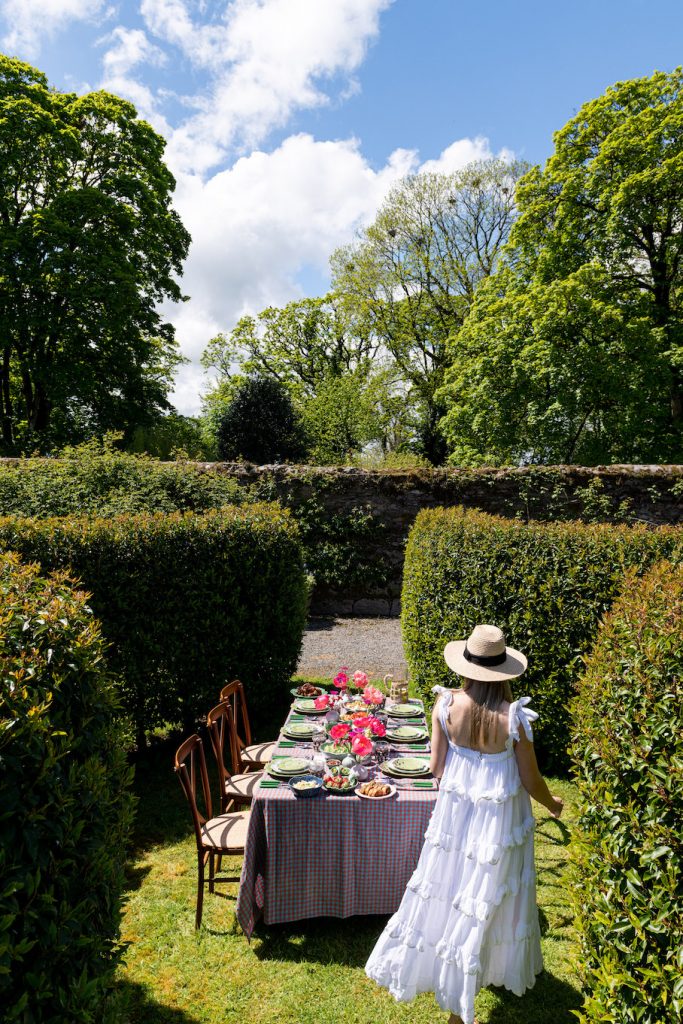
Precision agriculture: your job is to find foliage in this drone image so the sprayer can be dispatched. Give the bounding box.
[401,507,682,773]
[0,56,190,451]
[128,414,212,460]
[331,159,529,463]
[202,293,377,399]
[0,505,308,738]
[202,295,411,464]
[293,496,388,591]
[216,376,307,464]
[0,552,134,1022]
[0,437,244,517]
[570,561,683,1022]
[440,69,683,465]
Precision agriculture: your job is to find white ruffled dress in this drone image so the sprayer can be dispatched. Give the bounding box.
[365,688,543,1023]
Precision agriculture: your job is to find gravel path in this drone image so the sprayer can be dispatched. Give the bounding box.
[296,617,408,682]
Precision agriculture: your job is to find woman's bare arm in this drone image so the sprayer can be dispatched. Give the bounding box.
[430,700,449,779]
[514,732,563,818]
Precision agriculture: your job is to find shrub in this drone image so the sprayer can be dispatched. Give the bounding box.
[0,437,244,518]
[216,376,307,463]
[0,552,134,1023]
[401,507,681,772]
[569,561,683,1023]
[0,505,307,740]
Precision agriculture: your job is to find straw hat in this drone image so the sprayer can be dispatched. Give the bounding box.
[444,624,527,682]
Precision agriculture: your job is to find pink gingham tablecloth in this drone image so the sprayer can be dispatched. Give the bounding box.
[236,707,437,938]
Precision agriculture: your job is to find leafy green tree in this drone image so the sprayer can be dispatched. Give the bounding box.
[0,56,190,451]
[440,69,683,465]
[331,159,529,463]
[216,376,307,463]
[201,293,410,463]
[202,293,376,400]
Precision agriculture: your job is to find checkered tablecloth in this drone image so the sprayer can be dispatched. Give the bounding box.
[235,701,438,938]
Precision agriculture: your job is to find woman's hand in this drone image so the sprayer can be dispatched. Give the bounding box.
[548,796,564,819]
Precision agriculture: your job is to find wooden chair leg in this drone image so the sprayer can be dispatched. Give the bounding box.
[208,851,215,894]
[216,853,222,874]
[196,851,205,929]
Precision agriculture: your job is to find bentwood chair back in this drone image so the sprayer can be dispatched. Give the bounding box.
[207,701,263,812]
[219,680,275,770]
[174,733,249,928]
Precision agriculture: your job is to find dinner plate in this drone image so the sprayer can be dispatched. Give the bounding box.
[387,702,423,717]
[267,756,310,775]
[384,756,431,777]
[356,783,397,801]
[387,725,428,742]
[289,686,325,699]
[282,722,318,739]
[293,699,327,715]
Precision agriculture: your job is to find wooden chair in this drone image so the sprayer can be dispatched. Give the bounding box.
[174,733,249,928]
[219,679,276,771]
[207,701,263,812]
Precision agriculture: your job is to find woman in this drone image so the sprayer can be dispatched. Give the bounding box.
[365,624,563,1024]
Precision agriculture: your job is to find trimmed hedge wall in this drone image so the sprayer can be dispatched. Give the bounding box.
[0,505,307,739]
[570,561,683,1023]
[0,552,134,1023]
[401,507,681,772]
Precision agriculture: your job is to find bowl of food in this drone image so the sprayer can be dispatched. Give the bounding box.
[290,682,325,699]
[322,765,357,794]
[289,774,323,797]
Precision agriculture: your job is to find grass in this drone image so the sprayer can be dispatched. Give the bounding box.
[113,717,583,1024]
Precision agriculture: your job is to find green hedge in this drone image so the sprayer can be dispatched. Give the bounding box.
[570,561,683,1023]
[0,552,134,1023]
[0,440,243,517]
[0,505,307,739]
[401,507,681,772]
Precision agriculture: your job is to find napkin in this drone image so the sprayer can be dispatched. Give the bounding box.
[260,780,280,788]
[278,741,297,748]
[412,780,437,788]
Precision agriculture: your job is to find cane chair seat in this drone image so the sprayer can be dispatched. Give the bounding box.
[241,741,276,768]
[225,771,263,803]
[201,811,250,850]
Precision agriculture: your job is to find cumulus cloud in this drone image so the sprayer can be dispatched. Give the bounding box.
[168,133,512,413]
[149,0,395,173]
[100,26,171,131]
[418,136,515,175]
[1,0,106,59]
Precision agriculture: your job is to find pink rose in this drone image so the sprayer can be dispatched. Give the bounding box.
[363,685,383,705]
[314,694,329,709]
[333,670,348,689]
[351,734,373,757]
[352,714,372,729]
[353,670,369,688]
[330,723,350,740]
[370,719,386,737]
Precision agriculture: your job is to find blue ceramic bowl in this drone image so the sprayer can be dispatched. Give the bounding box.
[288,774,323,798]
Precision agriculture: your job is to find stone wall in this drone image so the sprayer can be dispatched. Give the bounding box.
[191,463,683,616]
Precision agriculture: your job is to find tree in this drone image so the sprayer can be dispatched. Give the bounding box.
[201,293,376,401]
[330,159,529,462]
[201,293,410,463]
[216,376,306,463]
[0,57,190,450]
[440,69,683,465]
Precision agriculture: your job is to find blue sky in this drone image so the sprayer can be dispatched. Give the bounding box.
[1,0,681,412]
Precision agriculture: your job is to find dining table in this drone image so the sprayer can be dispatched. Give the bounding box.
[235,693,439,939]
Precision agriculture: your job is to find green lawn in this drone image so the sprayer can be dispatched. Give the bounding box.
[113,725,583,1024]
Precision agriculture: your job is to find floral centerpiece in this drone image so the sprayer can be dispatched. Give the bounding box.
[316,668,387,758]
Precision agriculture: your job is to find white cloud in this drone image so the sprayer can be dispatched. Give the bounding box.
[418,136,514,175]
[100,26,171,131]
[1,0,106,59]
[143,0,395,174]
[168,133,514,415]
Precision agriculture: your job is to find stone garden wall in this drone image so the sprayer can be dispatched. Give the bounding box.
[190,463,683,616]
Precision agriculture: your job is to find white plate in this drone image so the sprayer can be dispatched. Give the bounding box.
[356,783,397,801]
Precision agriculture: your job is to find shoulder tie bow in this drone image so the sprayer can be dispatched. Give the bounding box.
[508,696,539,742]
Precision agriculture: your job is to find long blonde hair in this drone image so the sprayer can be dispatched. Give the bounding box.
[461,678,513,748]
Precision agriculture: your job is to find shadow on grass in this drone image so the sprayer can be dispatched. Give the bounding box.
[109,980,202,1024]
[253,914,388,968]
[535,818,571,846]
[485,969,583,1023]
